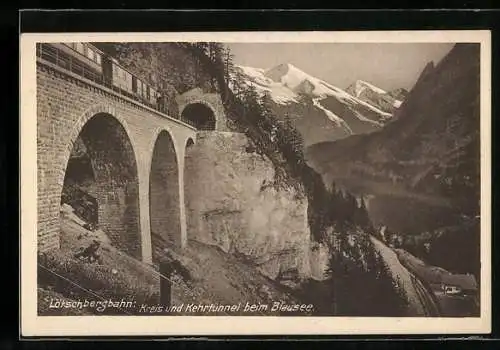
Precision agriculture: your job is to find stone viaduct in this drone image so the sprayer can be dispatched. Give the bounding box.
[36,51,227,264]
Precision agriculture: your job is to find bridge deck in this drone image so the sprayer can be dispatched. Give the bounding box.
[36,53,196,132]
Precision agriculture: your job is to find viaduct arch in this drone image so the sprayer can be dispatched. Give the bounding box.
[149,130,181,262]
[61,111,142,258]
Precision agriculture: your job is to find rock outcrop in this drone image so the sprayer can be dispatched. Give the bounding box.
[184,131,314,281]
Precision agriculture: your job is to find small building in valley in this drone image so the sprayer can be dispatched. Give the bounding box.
[440,273,478,296]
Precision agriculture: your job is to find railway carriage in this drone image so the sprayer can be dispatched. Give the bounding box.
[37,42,164,112]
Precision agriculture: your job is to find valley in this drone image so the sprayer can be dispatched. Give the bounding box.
[304,43,481,289]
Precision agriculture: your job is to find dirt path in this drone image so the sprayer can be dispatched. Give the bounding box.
[370,236,438,317]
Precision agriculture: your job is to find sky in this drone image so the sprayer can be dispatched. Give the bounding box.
[226,43,455,92]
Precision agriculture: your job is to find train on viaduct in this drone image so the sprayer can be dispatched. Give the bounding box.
[36,42,228,264]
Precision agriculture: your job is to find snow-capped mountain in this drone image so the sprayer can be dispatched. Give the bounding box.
[345,80,405,113]
[387,87,409,102]
[233,63,404,147]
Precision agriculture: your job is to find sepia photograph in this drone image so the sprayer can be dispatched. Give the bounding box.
[20,30,491,336]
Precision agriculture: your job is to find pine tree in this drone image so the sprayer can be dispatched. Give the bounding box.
[353,197,372,231]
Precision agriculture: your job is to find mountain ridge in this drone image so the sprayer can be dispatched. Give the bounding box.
[345,79,404,113]
[305,43,480,234]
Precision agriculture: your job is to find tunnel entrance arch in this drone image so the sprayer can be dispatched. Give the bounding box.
[60,113,142,259]
[180,102,216,130]
[149,130,181,262]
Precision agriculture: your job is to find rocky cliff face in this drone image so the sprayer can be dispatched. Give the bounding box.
[184,131,322,282]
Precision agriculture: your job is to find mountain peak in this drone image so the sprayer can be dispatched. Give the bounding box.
[282,62,297,69]
[345,79,405,113]
[232,62,400,146]
[264,62,305,85]
[419,61,436,80]
[270,62,299,70]
[348,79,387,97]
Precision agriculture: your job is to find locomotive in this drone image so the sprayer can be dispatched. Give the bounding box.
[37,42,170,114]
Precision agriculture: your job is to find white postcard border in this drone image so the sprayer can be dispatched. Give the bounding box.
[20,30,491,336]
